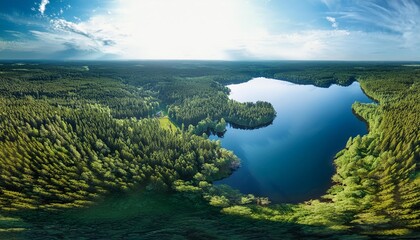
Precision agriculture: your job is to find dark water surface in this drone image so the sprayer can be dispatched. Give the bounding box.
[213,78,372,203]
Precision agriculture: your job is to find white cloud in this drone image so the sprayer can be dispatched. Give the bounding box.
[28,0,395,60]
[47,17,121,54]
[39,0,50,15]
[109,0,261,59]
[6,0,418,60]
[30,30,95,52]
[102,0,356,59]
[238,29,351,60]
[328,0,420,50]
[326,16,338,29]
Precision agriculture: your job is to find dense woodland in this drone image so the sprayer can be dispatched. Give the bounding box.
[0,61,418,239]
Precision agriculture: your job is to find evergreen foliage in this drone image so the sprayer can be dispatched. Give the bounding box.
[0,61,418,238]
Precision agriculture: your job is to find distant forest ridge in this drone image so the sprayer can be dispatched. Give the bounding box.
[0,61,418,238]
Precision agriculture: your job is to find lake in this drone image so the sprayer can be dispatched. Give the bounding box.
[212,78,372,203]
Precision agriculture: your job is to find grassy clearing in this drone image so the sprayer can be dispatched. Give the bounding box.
[158,116,177,133]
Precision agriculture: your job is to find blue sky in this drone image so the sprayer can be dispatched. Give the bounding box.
[0,0,419,60]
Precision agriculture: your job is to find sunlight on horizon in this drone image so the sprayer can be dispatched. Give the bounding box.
[1,0,419,60]
[113,0,262,60]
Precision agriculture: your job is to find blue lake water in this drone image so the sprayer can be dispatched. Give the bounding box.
[212,78,372,203]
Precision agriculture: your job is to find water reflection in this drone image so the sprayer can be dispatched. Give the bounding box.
[213,78,372,203]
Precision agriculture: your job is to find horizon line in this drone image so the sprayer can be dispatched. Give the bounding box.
[1,59,420,63]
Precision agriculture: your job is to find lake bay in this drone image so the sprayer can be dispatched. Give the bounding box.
[213,78,372,203]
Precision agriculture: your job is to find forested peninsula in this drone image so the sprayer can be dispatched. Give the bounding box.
[0,61,418,239]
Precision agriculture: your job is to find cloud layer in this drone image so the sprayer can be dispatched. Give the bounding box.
[39,0,50,15]
[0,0,419,60]
[326,16,338,29]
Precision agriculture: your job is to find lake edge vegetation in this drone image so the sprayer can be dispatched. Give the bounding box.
[0,61,418,238]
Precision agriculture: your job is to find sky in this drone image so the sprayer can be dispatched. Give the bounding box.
[0,0,419,60]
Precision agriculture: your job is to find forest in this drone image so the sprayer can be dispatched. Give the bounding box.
[0,61,418,239]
